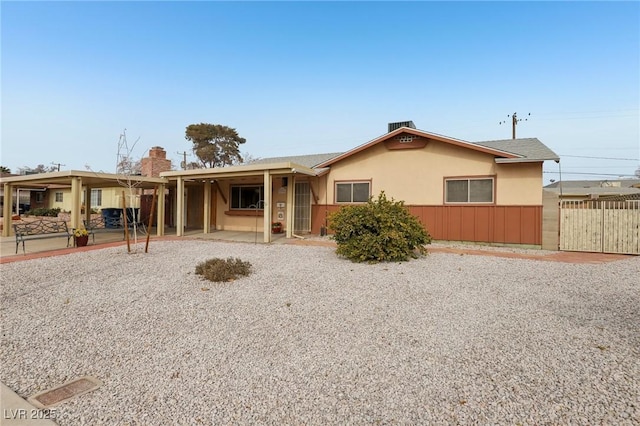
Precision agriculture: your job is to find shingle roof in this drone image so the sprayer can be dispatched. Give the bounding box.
[474,138,560,161]
[248,152,344,169]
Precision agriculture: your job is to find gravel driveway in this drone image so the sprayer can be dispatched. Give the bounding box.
[1,240,638,425]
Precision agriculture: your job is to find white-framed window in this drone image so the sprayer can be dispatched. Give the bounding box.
[90,189,102,207]
[336,181,370,203]
[445,177,494,203]
[231,185,264,209]
[55,192,63,202]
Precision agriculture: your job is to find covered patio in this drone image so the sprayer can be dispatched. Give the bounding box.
[161,161,318,243]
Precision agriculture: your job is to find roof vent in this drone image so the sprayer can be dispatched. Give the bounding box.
[388,121,416,132]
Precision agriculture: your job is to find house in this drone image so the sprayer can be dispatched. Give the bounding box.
[160,121,559,247]
[1,122,559,247]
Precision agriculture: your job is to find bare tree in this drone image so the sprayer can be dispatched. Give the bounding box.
[115,129,147,250]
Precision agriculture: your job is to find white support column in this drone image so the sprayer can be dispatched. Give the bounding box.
[263,170,271,243]
[286,174,295,238]
[70,177,82,230]
[157,184,165,236]
[176,177,184,236]
[203,181,211,234]
[2,183,12,237]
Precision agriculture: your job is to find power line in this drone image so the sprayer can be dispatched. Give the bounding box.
[560,155,639,161]
[543,171,637,177]
[51,162,65,171]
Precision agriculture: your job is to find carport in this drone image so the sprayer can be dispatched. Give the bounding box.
[1,171,167,237]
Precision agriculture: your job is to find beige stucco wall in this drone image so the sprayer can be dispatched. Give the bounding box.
[323,141,543,206]
[213,177,290,232]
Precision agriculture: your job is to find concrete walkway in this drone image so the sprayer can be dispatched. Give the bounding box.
[1,383,57,425]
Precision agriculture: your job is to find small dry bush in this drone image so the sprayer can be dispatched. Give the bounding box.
[195,257,252,282]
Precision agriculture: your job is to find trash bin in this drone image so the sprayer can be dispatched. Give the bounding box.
[101,208,122,228]
[124,207,140,225]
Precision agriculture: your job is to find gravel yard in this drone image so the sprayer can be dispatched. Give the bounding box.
[1,240,638,425]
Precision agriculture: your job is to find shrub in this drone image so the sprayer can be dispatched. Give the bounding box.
[195,257,252,282]
[329,191,432,263]
[25,207,61,217]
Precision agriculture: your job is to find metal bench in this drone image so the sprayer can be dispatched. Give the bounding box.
[13,220,72,254]
[83,216,146,244]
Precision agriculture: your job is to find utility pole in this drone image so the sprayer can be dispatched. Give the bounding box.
[51,162,65,171]
[176,151,190,170]
[499,112,530,139]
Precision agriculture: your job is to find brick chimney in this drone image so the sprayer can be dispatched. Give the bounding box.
[141,146,171,177]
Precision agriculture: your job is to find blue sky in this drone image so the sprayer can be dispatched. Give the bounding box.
[2,1,639,183]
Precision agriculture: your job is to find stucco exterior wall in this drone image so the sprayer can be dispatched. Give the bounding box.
[213,177,290,232]
[323,141,543,206]
[48,187,141,212]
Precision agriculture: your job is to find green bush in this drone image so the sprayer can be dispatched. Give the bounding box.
[195,257,252,282]
[329,191,432,263]
[25,207,61,217]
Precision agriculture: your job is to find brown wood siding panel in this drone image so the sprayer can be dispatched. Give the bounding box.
[311,205,340,233]
[313,204,542,245]
[187,186,204,228]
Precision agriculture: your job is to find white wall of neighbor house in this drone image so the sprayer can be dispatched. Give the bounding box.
[321,141,543,205]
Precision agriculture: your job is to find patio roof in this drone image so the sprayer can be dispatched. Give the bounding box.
[160,162,317,180]
[0,170,166,190]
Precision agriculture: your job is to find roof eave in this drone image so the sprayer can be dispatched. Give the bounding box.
[160,162,316,180]
[315,127,521,168]
[495,157,559,164]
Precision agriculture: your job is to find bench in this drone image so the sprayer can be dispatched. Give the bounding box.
[13,220,72,254]
[83,216,147,244]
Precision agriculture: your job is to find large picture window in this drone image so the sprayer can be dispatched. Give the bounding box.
[231,185,264,209]
[445,178,494,203]
[336,181,370,203]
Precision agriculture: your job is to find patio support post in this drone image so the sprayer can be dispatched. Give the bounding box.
[203,181,211,234]
[286,174,294,238]
[263,170,271,243]
[70,177,82,231]
[176,177,184,237]
[157,184,165,236]
[2,183,12,237]
[84,185,92,225]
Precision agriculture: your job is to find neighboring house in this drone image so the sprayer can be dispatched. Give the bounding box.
[38,186,141,212]
[544,179,640,200]
[161,121,559,246]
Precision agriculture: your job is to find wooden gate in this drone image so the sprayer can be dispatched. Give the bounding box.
[560,200,640,255]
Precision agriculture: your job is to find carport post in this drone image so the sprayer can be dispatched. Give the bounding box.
[176,177,184,236]
[2,183,12,237]
[203,180,211,234]
[70,177,82,231]
[157,184,165,236]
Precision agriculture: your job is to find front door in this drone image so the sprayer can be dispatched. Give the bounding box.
[294,182,311,233]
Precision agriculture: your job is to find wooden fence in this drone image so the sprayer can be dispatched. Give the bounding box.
[560,200,640,255]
